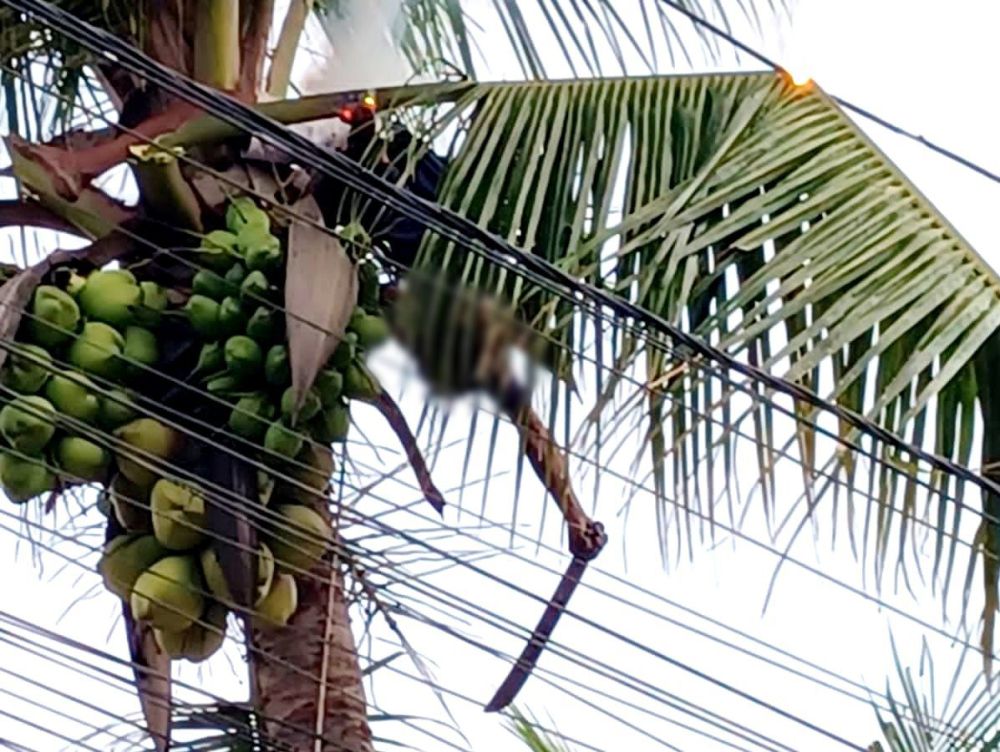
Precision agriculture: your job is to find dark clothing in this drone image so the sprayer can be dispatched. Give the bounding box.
[315,128,448,270]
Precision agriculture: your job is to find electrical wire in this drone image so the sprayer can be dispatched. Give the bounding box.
[656,0,1000,187]
[1,606,610,752]
[0,59,987,555]
[0,4,984,748]
[0,499,799,752]
[0,304,980,697]
[0,705,105,752]
[0,616,439,752]
[0,539,708,752]
[0,306,976,748]
[0,151,978,599]
[6,0,996,509]
[0,452,861,749]
[0,264,976,748]
[0,354,892,752]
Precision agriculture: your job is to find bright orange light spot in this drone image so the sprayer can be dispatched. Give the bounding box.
[790,70,812,87]
[362,94,376,109]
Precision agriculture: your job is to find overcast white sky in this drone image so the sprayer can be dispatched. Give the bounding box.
[5,1,1000,751]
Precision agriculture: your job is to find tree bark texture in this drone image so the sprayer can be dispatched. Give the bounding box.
[251,478,373,752]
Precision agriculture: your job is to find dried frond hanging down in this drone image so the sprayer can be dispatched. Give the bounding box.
[124,608,173,752]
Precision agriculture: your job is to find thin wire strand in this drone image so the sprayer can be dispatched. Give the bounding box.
[0,60,986,550]
[0,312,976,748]
[7,0,995,508]
[655,0,1000,187]
[0,14,984,748]
[0,326,976,744]
[0,506,795,752]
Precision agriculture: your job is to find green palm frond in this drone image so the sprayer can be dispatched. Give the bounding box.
[379,72,1000,631]
[874,642,1000,752]
[507,708,574,752]
[314,0,786,81]
[0,0,139,138]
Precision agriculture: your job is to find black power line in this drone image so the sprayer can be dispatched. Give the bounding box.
[656,0,1000,186]
[5,0,998,510]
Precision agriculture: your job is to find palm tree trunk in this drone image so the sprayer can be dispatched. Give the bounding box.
[251,493,372,751]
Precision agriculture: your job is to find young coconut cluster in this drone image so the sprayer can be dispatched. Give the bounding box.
[0,197,388,662]
[87,198,385,664]
[0,268,172,502]
[183,197,389,467]
[96,475,333,662]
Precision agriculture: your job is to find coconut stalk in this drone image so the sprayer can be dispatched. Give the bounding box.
[239,0,276,96]
[128,143,203,232]
[267,0,314,100]
[194,0,240,91]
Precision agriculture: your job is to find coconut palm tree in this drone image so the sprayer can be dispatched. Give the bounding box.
[2,1,1000,750]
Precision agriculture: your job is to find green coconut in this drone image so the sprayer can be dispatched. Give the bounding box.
[108,472,151,532]
[150,478,207,551]
[254,572,298,629]
[263,421,303,459]
[28,285,80,348]
[239,270,270,302]
[154,601,228,662]
[193,342,224,376]
[228,393,274,441]
[224,263,247,290]
[226,197,270,235]
[350,313,391,349]
[313,369,343,408]
[245,306,280,343]
[310,403,350,444]
[280,387,321,426]
[241,231,282,272]
[123,326,159,375]
[78,270,141,327]
[0,452,55,502]
[223,336,262,380]
[272,444,334,501]
[1,344,53,395]
[199,230,239,272]
[264,345,290,387]
[130,555,204,632]
[133,281,169,328]
[217,297,247,338]
[329,333,357,370]
[114,418,183,489]
[342,362,379,400]
[99,389,138,429]
[200,543,275,607]
[191,269,231,301]
[45,370,100,423]
[67,322,125,380]
[357,259,380,312]
[0,395,56,454]
[98,534,166,599]
[185,295,222,339]
[206,374,241,394]
[266,504,330,573]
[56,436,109,482]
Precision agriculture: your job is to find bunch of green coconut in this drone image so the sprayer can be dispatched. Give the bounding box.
[183,197,389,456]
[97,475,330,662]
[0,195,390,662]
[0,266,170,501]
